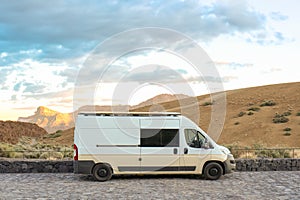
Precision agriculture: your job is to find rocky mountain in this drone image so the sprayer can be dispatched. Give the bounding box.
[18,106,74,133]
[0,120,47,144]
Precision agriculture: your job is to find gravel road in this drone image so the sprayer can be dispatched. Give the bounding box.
[0,172,299,199]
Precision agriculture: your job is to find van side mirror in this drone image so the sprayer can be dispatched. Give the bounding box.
[202,142,210,149]
[202,139,213,149]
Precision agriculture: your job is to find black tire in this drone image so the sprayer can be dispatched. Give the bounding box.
[92,164,113,182]
[203,162,223,180]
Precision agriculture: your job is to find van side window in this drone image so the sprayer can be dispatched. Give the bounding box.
[141,129,179,147]
[184,129,206,148]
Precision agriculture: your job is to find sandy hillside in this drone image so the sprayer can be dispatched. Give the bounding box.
[43,82,300,147]
[132,82,300,147]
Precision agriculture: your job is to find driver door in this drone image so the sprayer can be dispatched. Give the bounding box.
[182,129,212,173]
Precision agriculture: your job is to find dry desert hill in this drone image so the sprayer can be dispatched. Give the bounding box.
[10,82,300,148]
[129,82,300,148]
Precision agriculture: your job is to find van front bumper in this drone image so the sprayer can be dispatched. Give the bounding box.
[74,160,95,174]
[223,154,236,174]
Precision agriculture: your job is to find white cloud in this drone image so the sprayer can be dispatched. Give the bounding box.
[19,49,42,55]
[0,59,75,118]
[0,52,8,58]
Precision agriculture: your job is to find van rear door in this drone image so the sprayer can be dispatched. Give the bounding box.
[77,116,141,173]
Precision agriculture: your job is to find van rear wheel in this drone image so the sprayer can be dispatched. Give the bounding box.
[92,164,112,182]
[203,162,223,180]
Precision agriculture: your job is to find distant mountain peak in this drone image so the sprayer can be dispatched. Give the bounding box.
[18,106,74,133]
[36,106,58,116]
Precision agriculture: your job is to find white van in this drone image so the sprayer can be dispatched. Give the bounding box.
[74,112,235,181]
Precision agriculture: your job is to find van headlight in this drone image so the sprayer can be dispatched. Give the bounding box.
[221,148,230,155]
[222,149,228,155]
[218,145,231,155]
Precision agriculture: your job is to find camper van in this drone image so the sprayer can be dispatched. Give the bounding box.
[74,112,235,181]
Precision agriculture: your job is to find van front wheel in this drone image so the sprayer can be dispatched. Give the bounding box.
[92,164,113,182]
[203,162,223,180]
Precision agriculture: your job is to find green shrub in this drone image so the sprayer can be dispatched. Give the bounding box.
[273,117,289,123]
[238,111,246,117]
[252,143,264,149]
[39,152,64,160]
[283,111,291,116]
[296,112,300,116]
[52,152,64,159]
[202,102,213,106]
[225,143,291,159]
[247,111,254,115]
[260,100,276,107]
[59,146,73,158]
[56,130,63,134]
[252,144,291,158]
[0,143,15,158]
[273,113,289,123]
[13,152,24,159]
[39,152,51,159]
[45,132,62,139]
[265,149,290,158]
[283,127,292,131]
[223,144,248,159]
[24,152,40,159]
[283,132,291,136]
[248,107,260,112]
[0,142,73,159]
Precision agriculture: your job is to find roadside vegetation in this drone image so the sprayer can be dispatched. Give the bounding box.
[0,137,73,160]
[224,144,298,159]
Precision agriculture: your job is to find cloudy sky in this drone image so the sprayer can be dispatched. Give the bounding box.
[0,0,299,120]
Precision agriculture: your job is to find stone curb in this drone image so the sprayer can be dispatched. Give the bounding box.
[0,159,299,173]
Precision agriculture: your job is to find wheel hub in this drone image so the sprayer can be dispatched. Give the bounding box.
[209,168,219,176]
[98,169,107,177]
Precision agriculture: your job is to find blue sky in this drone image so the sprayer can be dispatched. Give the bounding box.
[0,0,299,120]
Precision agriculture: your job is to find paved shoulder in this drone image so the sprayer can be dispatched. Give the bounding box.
[0,172,299,199]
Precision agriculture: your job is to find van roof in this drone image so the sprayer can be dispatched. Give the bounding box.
[78,112,181,117]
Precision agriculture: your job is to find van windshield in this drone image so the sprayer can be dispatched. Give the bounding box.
[184,129,206,148]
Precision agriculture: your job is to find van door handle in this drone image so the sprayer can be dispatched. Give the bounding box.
[184,148,188,154]
[173,148,178,154]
